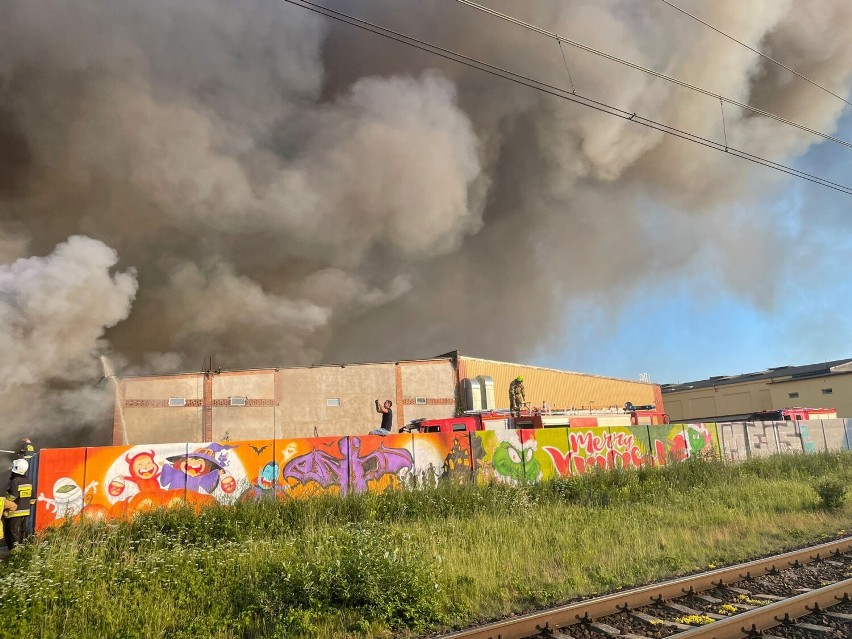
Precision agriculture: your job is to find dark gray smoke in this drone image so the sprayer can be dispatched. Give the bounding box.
[1,0,850,446]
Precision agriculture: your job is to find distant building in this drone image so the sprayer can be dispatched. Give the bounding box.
[113,351,662,444]
[662,358,852,422]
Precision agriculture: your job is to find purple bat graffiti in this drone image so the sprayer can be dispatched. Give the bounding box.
[349,437,413,493]
[282,439,350,495]
[281,437,414,494]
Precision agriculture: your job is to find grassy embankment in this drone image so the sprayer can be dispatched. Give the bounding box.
[0,452,850,639]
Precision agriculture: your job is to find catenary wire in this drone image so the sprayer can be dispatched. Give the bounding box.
[280,0,852,197]
[657,0,852,110]
[453,0,852,150]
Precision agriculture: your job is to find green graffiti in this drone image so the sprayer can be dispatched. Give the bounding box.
[686,427,707,452]
[493,441,541,483]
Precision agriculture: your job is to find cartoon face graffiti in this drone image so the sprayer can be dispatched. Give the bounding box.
[128,451,159,481]
[49,478,83,516]
[258,461,279,490]
[281,442,298,461]
[685,424,713,454]
[173,449,217,477]
[38,478,98,520]
[109,450,163,498]
[493,437,541,484]
[161,444,238,495]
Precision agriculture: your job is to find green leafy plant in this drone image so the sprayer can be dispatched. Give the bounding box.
[814,478,847,511]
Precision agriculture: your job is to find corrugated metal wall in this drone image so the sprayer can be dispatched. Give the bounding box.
[458,357,658,411]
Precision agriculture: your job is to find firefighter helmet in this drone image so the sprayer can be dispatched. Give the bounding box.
[11,459,28,476]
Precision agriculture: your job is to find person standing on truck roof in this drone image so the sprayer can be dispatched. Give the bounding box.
[3,459,33,551]
[370,399,394,436]
[509,376,526,416]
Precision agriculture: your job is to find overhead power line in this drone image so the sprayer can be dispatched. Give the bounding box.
[657,0,852,110]
[454,0,852,150]
[280,0,852,197]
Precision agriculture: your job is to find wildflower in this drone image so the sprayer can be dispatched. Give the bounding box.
[675,614,714,625]
[718,604,738,615]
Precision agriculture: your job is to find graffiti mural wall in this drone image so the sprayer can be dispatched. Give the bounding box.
[348,434,414,493]
[411,433,473,487]
[276,436,349,498]
[521,424,721,481]
[471,430,540,484]
[35,448,88,528]
[32,419,848,531]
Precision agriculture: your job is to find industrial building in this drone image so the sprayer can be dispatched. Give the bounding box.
[113,351,662,444]
[661,358,852,422]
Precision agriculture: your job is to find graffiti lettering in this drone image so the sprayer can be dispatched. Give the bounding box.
[544,431,645,476]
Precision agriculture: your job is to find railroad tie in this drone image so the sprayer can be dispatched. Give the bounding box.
[693,593,723,603]
[629,611,691,630]
[663,602,726,619]
[589,622,621,636]
[825,611,852,621]
[750,593,785,601]
[795,622,839,633]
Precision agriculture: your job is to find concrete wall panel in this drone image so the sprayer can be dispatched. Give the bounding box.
[34,447,87,531]
[746,422,778,457]
[411,432,472,486]
[821,419,850,451]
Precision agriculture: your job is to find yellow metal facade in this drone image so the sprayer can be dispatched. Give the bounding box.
[458,357,658,411]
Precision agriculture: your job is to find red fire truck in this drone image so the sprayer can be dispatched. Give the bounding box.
[747,407,837,421]
[402,405,669,434]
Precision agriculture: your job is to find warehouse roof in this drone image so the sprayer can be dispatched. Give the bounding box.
[662,358,852,393]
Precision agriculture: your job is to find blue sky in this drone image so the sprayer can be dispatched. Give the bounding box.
[536,114,852,385]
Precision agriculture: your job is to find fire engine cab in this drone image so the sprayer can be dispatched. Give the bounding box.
[747,407,837,421]
[402,404,669,434]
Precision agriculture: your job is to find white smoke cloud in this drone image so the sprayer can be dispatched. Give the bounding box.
[0,236,138,392]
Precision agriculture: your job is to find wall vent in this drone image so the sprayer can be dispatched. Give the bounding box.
[229,396,247,406]
[168,397,186,407]
[415,396,427,405]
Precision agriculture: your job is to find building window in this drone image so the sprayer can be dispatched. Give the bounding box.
[326,398,340,407]
[788,392,799,399]
[821,388,833,395]
[229,396,247,406]
[168,397,186,407]
[415,397,427,405]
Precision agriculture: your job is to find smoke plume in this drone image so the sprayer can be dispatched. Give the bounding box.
[1,0,850,445]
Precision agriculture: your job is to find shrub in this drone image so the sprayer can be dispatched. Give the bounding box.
[813,479,847,511]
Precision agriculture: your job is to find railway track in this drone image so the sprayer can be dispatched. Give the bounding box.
[438,537,852,639]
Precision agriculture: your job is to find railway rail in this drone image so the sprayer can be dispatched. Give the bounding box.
[438,536,852,639]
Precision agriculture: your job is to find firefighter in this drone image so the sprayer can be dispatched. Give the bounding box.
[14,437,36,462]
[509,376,526,415]
[3,459,33,550]
[13,437,37,536]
